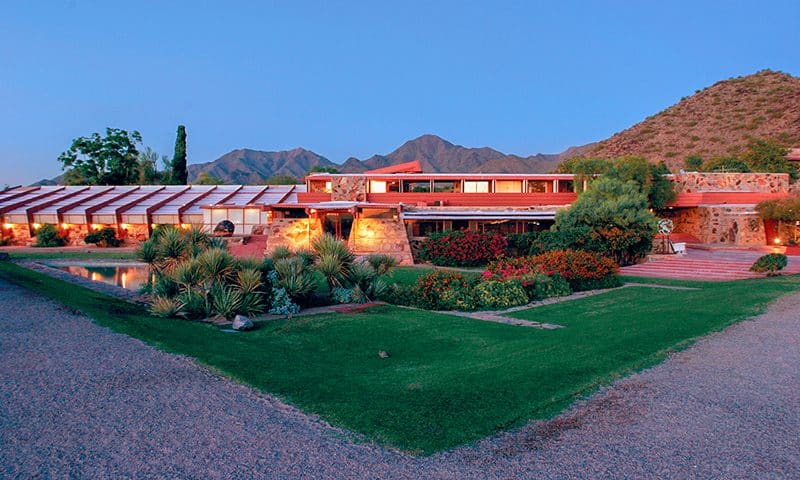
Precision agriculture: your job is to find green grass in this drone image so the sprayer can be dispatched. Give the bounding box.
[1,261,798,453]
[5,250,137,260]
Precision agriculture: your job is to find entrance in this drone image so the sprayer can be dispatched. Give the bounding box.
[322,212,354,241]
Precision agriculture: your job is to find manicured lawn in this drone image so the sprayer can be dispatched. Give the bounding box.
[1,261,797,453]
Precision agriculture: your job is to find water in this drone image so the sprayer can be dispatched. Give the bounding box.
[58,265,151,291]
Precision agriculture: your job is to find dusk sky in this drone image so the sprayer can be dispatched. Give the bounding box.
[2,0,798,185]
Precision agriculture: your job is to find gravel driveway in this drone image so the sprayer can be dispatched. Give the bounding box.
[1,276,798,479]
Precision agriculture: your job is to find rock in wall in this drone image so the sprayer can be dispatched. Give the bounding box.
[348,218,414,265]
[664,206,765,245]
[264,218,323,255]
[673,172,789,194]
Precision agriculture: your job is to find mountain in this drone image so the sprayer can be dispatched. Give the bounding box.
[187,148,336,184]
[184,135,586,184]
[587,70,800,170]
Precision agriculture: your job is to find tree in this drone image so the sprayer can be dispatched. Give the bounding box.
[701,156,750,173]
[553,157,612,192]
[554,177,658,266]
[742,138,797,182]
[171,125,188,185]
[307,165,339,174]
[57,128,142,185]
[195,172,224,185]
[137,147,161,184]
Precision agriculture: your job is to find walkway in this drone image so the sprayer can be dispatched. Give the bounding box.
[1,277,798,478]
[621,247,800,281]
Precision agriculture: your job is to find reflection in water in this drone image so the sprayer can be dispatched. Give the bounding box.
[59,265,150,291]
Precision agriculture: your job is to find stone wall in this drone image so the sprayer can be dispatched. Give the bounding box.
[663,206,765,246]
[331,176,367,201]
[2,224,32,246]
[263,218,323,255]
[348,218,414,265]
[673,172,789,194]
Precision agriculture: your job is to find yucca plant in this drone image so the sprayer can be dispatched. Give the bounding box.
[185,226,210,253]
[347,261,384,302]
[238,291,266,317]
[170,258,206,291]
[366,253,399,276]
[208,236,228,251]
[149,296,180,317]
[315,253,349,290]
[274,256,316,303]
[236,268,263,294]
[210,283,243,321]
[156,228,189,270]
[312,234,355,263]
[271,245,293,262]
[196,248,235,282]
[235,256,263,272]
[152,272,180,298]
[177,288,212,320]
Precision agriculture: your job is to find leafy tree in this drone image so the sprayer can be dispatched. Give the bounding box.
[171,125,188,185]
[701,156,750,173]
[554,177,658,266]
[137,147,162,184]
[57,128,142,185]
[266,175,300,185]
[684,154,703,171]
[553,157,612,192]
[307,165,339,174]
[742,138,797,181]
[195,172,224,185]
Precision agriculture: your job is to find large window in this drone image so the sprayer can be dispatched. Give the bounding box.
[495,180,523,193]
[527,181,548,193]
[463,181,490,193]
[309,180,331,193]
[557,180,574,193]
[433,180,461,193]
[403,180,431,193]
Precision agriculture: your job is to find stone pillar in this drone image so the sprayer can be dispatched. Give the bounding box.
[264,218,323,256]
[348,218,414,265]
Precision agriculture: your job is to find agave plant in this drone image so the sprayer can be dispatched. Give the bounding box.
[208,236,228,251]
[238,291,266,317]
[184,226,211,254]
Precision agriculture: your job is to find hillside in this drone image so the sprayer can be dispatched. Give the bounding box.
[187,148,336,184]
[587,70,800,170]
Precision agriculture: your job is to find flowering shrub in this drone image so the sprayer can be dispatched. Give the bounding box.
[474,280,529,309]
[484,249,620,291]
[414,270,477,310]
[418,230,508,267]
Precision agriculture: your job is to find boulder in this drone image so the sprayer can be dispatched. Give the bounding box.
[232,314,254,331]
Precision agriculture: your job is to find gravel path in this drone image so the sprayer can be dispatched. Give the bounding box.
[1,276,799,479]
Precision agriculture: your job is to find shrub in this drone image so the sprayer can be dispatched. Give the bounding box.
[517,272,572,300]
[474,280,529,309]
[347,261,389,302]
[438,287,479,311]
[268,286,300,315]
[33,224,67,247]
[413,270,477,310]
[274,256,316,304]
[210,283,243,321]
[485,249,620,292]
[366,253,399,276]
[418,230,508,267]
[177,288,212,319]
[149,296,180,317]
[750,253,788,275]
[378,284,418,307]
[196,248,235,282]
[84,227,121,247]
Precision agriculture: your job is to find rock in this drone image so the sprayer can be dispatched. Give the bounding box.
[378,350,390,359]
[232,314,254,331]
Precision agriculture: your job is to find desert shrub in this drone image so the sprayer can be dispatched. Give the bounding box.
[33,224,67,247]
[474,280,529,309]
[210,283,243,321]
[84,227,121,247]
[366,253,399,276]
[702,156,750,173]
[413,270,477,310]
[517,272,572,300]
[347,261,389,302]
[196,248,235,282]
[378,284,417,306]
[750,253,788,275]
[274,256,316,304]
[271,246,293,262]
[176,289,212,319]
[418,230,508,267]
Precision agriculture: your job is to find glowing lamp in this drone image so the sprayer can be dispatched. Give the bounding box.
[2,223,12,229]
[120,223,129,230]
[309,208,317,214]
[60,223,69,229]
[90,224,101,230]
[774,237,781,245]
[180,223,190,229]
[150,223,157,229]
[32,223,41,230]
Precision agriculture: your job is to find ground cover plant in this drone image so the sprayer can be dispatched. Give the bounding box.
[3,261,797,453]
[750,253,788,275]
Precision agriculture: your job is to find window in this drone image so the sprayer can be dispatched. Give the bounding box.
[369,180,387,193]
[527,181,548,193]
[309,180,331,193]
[557,180,574,193]
[403,180,431,193]
[495,180,523,193]
[463,181,490,193]
[433,180,460,193]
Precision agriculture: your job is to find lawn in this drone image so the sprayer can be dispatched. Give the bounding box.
[1,260,797,453]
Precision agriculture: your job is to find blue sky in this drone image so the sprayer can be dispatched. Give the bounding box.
[1,0,798,185]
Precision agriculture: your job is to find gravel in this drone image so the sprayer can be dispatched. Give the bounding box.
[1,276,798,478]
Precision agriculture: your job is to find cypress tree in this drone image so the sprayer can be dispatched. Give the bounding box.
[172,125,188,184]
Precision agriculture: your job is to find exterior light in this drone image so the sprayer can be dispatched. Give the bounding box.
[774,237,781,245]
[150,223,157,229]
[32,223,41,230]
[2,223,12,229]
[181,223,190,229]
[90,224,100,230]
[309,208,317,214]
[60,223,69,229]
[120,223,129,230]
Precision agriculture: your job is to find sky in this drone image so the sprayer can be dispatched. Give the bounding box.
[1,0,799,185]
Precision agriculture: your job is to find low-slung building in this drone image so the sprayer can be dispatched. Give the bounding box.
[0,164,793,263]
